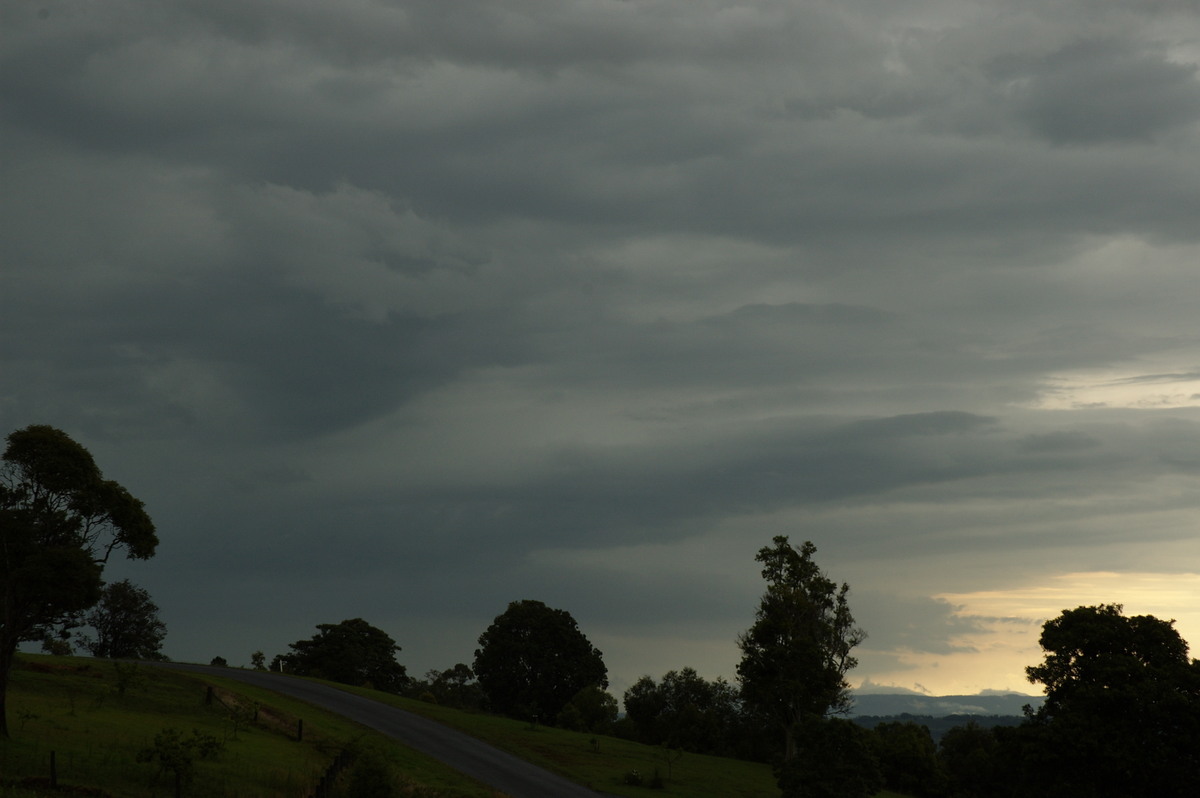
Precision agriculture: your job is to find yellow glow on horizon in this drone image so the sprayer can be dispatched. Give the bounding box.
[863,572,1200,696]
[1030,366,1200,410]
[937,572,1200,626]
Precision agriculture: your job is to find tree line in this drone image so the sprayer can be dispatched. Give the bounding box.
[6,424,1200,796]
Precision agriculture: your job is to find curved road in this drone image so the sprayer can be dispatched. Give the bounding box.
[152,663,613,798]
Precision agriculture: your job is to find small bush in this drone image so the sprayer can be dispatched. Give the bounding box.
[624,770,644,786]
[344,751,397,798]
[136,727,224,790]
[113,661,147,698]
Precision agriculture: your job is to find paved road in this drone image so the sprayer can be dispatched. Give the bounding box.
[152,663,614,798]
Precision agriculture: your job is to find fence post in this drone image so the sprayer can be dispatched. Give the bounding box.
[50,750,57,787]
[297,718,303,742]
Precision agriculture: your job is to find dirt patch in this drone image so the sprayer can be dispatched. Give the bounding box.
[209,684,303,739]
[20,661,104,678]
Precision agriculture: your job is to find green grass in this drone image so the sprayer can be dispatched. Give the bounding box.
[334,685,911,798]
[0,654,496,797]
[2,654,910,798]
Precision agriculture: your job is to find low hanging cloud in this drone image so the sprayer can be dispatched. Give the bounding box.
[6,0,1200,694]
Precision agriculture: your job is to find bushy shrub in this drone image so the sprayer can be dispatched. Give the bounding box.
[777,717,882,798]
[343,752,396,798]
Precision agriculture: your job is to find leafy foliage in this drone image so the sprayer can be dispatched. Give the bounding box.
[925,606,1200,798]
[0,424,157,736]
[937,720,1005,798]
[1019,604,1200,797]
[80,579,168,660]
[737,536,865,761]
[622,667,744,756]
[556,683,618,733]
[113,661,149,698]
[408,663,484,711]
[776,716,882,798]
[473,599,607,722]
[343,749,398,798]
[135,727,223,791]
[282,618,409,693]
[871,720,943,797]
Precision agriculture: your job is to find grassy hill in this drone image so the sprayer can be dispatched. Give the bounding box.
[1,654,907,797]
[0,654,498,797]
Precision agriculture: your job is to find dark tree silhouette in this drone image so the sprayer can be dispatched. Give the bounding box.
[737,537,865,761]
[1021,604,1200,797]
[777,716,882,798]
[282,618,408,693]
[80,579,167,660]
[473,599,607,722]
[622,667,742,755]
[0,424,157,737]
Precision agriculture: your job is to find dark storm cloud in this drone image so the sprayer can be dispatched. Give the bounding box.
[1017,430,1103,454]
[7,0,1200,689]
[856,594,986,656]
[11,0,1200,251]
[999,37,1200,144]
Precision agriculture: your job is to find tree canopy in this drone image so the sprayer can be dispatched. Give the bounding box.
[282,618,409,693]
[473,599,607,722]
[737,536,865,761]
[622,667,742,755]
[80,579,168,660]
[1020,604,1200,797]
[0,424,157,736]
[777,716,882,798]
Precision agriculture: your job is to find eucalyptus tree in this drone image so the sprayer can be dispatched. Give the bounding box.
[80,579,167,660]
[737,536,865,761]
[0,424,157,736]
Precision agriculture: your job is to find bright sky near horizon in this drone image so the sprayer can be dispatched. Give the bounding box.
[6,0,1200,700]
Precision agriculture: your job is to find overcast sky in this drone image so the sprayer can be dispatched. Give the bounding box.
[7,0,1200,699]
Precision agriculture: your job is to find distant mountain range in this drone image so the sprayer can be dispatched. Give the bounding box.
[848,692,1043,718]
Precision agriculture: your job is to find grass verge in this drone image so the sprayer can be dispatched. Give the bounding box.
[2,654,910,798]
[0,654,496,797]
[334,684,910,798]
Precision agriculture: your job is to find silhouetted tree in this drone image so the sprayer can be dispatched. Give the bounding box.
[415,663,484,710]
[1019,604,1200,797]
[622,667,743,755]
[80,579,167,660]
[557,684,618,733]
[40,636,73,656]
[871,720,944,796]
[283,618,408,693]
[938,720,1004,798]
[737,537,865,761]
[0,424,157,737]
[777,716,882,798]
[473,599,607,722]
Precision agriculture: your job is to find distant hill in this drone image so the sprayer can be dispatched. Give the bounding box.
[849,692,1042,718]
[851,713,1028,742]
[847,693,1044,741]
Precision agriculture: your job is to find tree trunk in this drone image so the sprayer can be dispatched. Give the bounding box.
[783,722,796,761]
[0,637,17,738]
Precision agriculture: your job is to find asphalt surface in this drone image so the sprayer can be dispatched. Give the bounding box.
[150,663,614,798]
